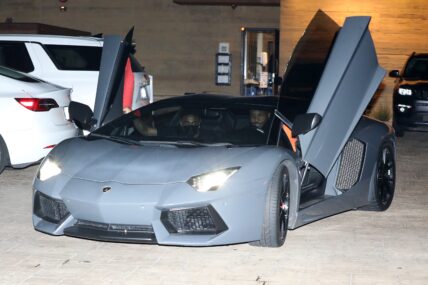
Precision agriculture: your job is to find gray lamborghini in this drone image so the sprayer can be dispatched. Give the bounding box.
[32,12,396,247]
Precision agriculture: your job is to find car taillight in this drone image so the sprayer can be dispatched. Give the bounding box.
[15,98,59,112]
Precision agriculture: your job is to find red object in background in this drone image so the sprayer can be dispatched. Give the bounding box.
[122,57,134,112]
[43,145,56,149]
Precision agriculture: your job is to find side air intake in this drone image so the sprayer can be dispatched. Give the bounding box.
[335,139,365,190]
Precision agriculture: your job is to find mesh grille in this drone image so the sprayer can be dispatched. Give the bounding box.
[34,191,69,223]
[335,139,365,190]
[161,205,227,235]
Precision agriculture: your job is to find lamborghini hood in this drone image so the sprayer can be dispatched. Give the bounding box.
[53,138,263,185]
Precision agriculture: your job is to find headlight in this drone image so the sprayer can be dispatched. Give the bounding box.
[37,158,62,181]
[398,88,412,96]
[187,167,240,192]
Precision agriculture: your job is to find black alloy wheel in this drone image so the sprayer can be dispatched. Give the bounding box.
[279,171,290,242]
[255,164,290,247]
[375,142,395,211]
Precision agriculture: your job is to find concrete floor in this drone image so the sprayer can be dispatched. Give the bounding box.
[0,132,427,285]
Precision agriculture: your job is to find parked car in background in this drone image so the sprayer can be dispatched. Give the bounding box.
[390,52,428,136]
[0,66,77,174]
[0,34,153,111]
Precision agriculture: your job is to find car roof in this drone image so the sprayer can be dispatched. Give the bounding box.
[410,52,428,58]
[0,34,103,45]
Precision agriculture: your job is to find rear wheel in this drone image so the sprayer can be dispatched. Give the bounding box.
[0,135,9,174]
[374,141,395,211]
[255,165,290,247]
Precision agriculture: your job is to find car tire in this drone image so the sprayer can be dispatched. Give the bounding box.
[0,135,9,175]
[374,140,395,211]
[393,116,404,137]
[254,164,290,247]
[362,140,395,211]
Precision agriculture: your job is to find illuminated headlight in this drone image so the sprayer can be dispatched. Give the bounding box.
[398,88,412,96]
[187,167,240,192]
[37,158,62,181]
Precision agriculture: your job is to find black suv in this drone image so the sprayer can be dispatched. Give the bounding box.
[390,52,428,136]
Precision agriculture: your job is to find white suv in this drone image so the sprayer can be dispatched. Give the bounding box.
[0,34,153,110]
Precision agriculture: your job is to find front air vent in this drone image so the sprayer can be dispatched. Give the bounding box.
[335,139,365,190]
[161,205,228,235]
[33,191,69,223]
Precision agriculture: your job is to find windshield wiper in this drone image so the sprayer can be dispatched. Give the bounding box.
[137,140,234,147]
[89,133,140,145]
[174,140,208,147]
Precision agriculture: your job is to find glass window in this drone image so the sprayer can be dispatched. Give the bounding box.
[44,45,102,71]
[278,11,340,121]
[0,42,34,72]
[404,56,428,79]
[241,29,279,96]
[0,66,41,83]
[92,97,279,147]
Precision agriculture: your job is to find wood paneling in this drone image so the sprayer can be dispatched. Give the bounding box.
[280,0,428,115]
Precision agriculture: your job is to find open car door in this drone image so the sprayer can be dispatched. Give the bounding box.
[278,11,385,177]
[92,28,134,129]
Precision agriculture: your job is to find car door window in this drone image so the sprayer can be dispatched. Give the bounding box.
[0,42,34,72]
[44,45,102,71]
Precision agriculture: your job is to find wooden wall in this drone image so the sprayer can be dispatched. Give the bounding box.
[280,0,428,116]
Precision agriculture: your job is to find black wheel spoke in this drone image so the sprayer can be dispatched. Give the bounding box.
[375,144,395,209]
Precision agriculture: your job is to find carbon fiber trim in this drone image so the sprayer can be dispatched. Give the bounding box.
[63,220,156,244]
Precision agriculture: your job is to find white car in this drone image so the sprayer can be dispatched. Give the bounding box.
[0,66,77,174]
[0,34,153,110]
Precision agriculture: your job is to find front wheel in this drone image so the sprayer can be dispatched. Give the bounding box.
[255,165,290,247]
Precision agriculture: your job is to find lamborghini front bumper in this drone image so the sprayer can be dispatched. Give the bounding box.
[32,176,266,246]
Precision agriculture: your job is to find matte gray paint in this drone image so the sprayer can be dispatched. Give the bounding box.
[33,141,297,245]
[300,16,386,177]
[32,15,395,246]
[292,117,394,229]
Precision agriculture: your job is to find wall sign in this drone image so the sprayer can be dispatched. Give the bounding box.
[216,52,231,86]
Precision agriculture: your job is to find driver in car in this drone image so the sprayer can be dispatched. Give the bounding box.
[133,109,202,140]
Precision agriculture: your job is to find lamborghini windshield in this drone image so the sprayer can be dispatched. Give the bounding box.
[92,96,277,146]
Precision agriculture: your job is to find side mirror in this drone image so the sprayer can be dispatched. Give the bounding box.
[292,113,322,137]
[389,70,400,78]
[69,101,96,131]
[274,76,283,85]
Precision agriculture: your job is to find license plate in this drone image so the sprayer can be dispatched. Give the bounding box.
[64,107,70,121]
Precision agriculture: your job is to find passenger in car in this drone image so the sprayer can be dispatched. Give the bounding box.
[249,109,271,134]
[234,109,272,145]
